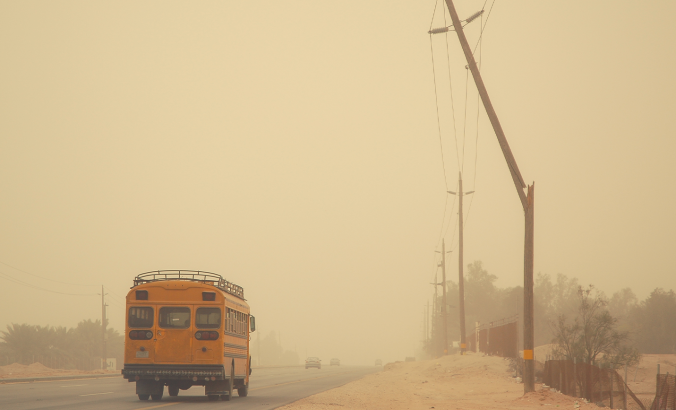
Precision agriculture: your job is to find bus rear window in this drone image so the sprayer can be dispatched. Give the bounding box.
[129,307,154,328]
[159,307,191,329]
[196,308,221,329]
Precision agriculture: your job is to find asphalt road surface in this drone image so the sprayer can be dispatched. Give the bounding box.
[0,365,379,410]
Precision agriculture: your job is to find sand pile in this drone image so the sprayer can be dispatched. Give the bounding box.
[0,363,30,375]
[26,362,51,373]
[279,353,600,410]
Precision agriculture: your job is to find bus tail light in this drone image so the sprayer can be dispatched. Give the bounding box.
[195,331,219,340]
[129,330,153,340]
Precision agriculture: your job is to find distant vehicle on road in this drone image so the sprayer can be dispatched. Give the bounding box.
[330,358,340,366]
[375,359,382,366]
[121,270,255,402]
[306,357,321,369]
[405,357,416,362]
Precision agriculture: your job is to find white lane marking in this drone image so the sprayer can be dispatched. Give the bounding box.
[79,392,114,396]
[135,403,179,410]
[60,384,87,388]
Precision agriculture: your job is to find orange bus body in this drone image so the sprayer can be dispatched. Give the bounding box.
[121,271,254,401]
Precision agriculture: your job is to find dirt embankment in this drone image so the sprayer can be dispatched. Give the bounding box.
[0,362,117,380]
[278,353,599,410]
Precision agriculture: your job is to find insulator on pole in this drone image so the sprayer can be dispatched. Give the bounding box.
[428,26,451,35]
[464,10,484,24]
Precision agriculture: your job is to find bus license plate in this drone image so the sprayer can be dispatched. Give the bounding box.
[136,351,149,358]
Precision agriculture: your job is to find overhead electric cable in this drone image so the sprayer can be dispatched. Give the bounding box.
[0,260,98,287]
[465,10,486,228]
[462,67,470,174]
[0,270,97,296]
[103,285,128,302]
[472,0,496,55]
[442,0,461,170]
[429,34,450,192]
[429,3,452,251]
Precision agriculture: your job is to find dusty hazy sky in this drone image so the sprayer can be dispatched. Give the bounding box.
[1,1,675,365]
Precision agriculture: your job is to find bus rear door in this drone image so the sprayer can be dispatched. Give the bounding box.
[154,305,193,363]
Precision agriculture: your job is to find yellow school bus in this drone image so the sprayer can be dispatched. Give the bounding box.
[121,270,255,401]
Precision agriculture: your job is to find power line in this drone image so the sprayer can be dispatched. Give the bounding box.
[103,285,128,303]
[441,0,461,171]
[462,67,470,174]
[472,0,497,55]
[429,33,450,192]
[0,260,98,287]
[0,270,97,296]
[464,8,486,229]
[429,0,466,251]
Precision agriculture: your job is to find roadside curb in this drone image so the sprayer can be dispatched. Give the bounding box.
[0,373,120,384]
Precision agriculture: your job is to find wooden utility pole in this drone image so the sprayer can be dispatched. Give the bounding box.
[440,239,448,355]
[448,173,473,354]
[443,0,535,392]
[433,272,438,354]
[258,331,261,366]
[427,300,430,343]
[101,285,107,370]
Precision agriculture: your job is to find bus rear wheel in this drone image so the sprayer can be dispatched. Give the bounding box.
[222,361,235,401]
[238,383,249,397]
[138,394,150,401]
[151,393,163,401]
[168,386,179,397]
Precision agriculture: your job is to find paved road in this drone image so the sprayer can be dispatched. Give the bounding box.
[0,365,379,410]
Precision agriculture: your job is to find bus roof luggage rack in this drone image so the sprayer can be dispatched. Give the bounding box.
[133,270,244,299]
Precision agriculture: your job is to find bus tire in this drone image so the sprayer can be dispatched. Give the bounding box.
[138,394,150,401]
[238,383,249,397]
[223,360,235,401]
[151,393,163,401]
[168,386,179,397]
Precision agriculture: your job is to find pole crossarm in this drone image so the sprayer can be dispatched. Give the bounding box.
[443,0,528,211]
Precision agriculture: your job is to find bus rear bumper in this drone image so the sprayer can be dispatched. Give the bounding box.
[122,364,225,381]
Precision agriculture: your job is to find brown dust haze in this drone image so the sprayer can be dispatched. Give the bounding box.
[1,1,675,365]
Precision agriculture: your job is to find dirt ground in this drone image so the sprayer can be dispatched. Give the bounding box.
[278,352,598,410]
[279,352,676,410]
[0,362,117,380]
[624,354,676,403]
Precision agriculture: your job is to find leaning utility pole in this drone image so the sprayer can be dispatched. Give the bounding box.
[101,285,107,370]
[443,0,535,392]
[448,173,474,355]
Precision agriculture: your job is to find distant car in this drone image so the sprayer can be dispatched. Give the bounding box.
[375,359,382,366]
[330,358,340,366]
[305,357,321,369]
